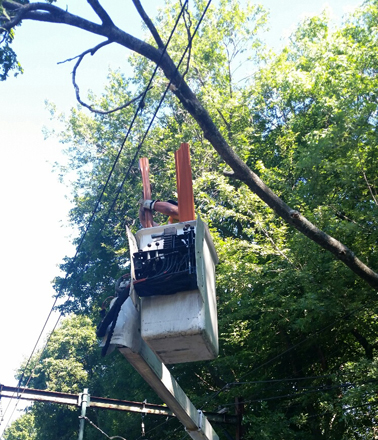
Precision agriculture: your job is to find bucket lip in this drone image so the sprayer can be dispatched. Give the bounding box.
[135,219,197,241]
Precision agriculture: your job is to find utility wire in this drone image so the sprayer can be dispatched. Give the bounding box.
[0,296,59,431]
[80,415,126,439]
[219,380,378,406]
[199,301,371,411]
[62,0,213,295]
[225,374,335,386]
[102,0,213,229]
[307,399,378,420]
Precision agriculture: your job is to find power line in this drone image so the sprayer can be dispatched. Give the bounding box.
[219,380,378,406]
[199,301,371,411]
[225,374,335,386]
[80,415,126,440]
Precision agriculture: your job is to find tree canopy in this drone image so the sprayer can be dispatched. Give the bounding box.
[2,0,378,439]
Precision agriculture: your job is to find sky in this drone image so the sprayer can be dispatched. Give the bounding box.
[0,0,363,435]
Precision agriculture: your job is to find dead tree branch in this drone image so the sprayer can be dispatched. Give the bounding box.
[70,41,151,115]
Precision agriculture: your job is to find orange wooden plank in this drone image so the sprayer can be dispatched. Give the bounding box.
[139,157,154,228]
[175,143,195,222]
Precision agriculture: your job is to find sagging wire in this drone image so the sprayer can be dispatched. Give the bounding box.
[218,380,378,407]
[80,415,126,440]
[0,387,3,425]
[134,416,176,440]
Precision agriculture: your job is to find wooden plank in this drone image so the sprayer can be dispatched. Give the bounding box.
[174,143,195,222]
[139,157,154,228]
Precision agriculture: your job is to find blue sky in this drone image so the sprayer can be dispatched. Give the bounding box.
[0,0,363,434]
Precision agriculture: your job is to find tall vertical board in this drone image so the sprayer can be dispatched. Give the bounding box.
[175,143,195,222]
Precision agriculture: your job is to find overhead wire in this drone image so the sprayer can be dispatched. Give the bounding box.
[218,379,378,406]
[80,415,126,440]
[103,0,213,228]
[199,300,372,411]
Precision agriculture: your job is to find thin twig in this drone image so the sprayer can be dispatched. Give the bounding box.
[362,169,378,206]
[70,41,152,115]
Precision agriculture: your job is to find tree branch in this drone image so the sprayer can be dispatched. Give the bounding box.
[70,41,151,115]
[132,0,165,49]
[169,80,378,290]
[361,169,378,206]
[351,328,374,359]
[87,0,114,27]
[2,1,105,35]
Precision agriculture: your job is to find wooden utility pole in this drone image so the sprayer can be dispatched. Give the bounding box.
[235,397,244,440]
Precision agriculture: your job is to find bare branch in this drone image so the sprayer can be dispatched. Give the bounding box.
[87,0,114,27]
[2,1,167,72]
[132,0,165,49]
[71,41,151,115]
[362,169,378,206]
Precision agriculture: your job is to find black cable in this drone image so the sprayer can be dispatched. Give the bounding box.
[70,0,213,296]
[0,310,62,434]
[224,374,335,386]
[0,296,58,429]
[307,399,378,420]
[134,415,176,440]
[219,380,378,406]
[59,0,189,293]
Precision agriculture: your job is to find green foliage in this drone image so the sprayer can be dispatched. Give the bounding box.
[3,413,37,440]
[11,315,159,440]
[0,30,23,81]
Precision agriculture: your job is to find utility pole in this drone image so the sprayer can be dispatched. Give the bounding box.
[78,388,89,440]
[235,397,244,440]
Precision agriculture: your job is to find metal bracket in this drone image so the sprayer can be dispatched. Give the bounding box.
[78,391,90,408]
